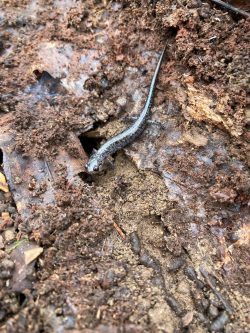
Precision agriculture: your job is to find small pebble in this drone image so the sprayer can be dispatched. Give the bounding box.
[209,303,219,318]
[165,295,183,316]
[198,4,211,19]
[0,270,12,279]
[151,275,165,288]
[201,298,209,310]
[168,257,185,272]
[197,312,208,323]
[210,311,229,331]
[7,206,16,214]
[0,204,7,213]
[229,232,240,243]
[100,77,109,89]
[3,229,15,243]
[129,231,141,255]
[140,252,161,273]
[1,258,15,270]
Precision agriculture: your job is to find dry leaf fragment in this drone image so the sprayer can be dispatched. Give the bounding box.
[24,247,43,265]
[10,241,41,291]
[0,172,9,192]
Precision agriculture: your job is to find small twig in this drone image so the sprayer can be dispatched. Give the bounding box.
[211,0,250,18]
[200,267,234,314]
[113,222,126,240]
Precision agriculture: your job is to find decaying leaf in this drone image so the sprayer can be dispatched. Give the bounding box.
[0,114,88,221]
[24,246,44,265]
[0,171,9,192]
[186,84,243,137]
[10,240,44,291]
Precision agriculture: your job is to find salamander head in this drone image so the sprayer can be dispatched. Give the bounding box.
[86,156,100,173]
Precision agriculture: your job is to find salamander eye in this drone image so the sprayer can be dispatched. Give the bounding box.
[93,166,98,172]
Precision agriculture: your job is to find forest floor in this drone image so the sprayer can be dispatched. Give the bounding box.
[0,1,249,332]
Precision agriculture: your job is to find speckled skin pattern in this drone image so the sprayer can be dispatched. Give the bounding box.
[86,44,167,173]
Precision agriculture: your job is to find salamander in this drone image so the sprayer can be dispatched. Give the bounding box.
[86,43,167,173]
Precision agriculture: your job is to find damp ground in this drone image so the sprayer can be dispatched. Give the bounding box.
[0,1,249,332]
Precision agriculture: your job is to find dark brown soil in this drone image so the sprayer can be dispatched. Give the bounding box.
[0,1,249,332]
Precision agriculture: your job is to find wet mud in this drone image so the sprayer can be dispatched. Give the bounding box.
[0,1,249,332]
